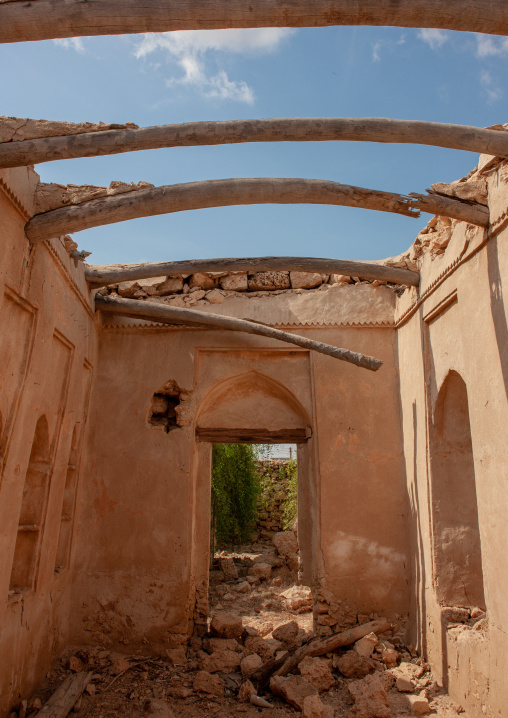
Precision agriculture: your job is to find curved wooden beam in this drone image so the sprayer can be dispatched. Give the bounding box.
[95,294,383,371]
[85,256,419,288]
[2,118,508,169]
[24,178,489,243]
[1,0,508,43]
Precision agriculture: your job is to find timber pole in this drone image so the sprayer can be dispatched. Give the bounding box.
[85,256,419,288]
[1,0,508,44]
[24,178,489,243]
[94,294,384,371]
[2,118,508,168]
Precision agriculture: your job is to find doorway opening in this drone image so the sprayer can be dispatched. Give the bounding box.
[206,441,314,657]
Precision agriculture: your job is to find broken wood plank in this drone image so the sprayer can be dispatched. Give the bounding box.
[2,0,508,44]
[275,617,392,677]
[2,118,508,168]
[409,191,489,226]
[24,177,489,243]
[94,294,383,371]
[35,671,92,718]
[85,256,419,288]
[251,618,391,690]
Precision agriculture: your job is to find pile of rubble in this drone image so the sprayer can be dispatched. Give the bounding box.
[18,534,470,718]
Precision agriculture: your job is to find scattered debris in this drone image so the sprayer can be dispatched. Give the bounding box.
[20,534,470,718]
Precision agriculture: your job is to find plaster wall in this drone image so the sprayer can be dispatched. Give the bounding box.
[2,156,508,717]
[396,160,508,717]
[0,168,98,715]
[71,288,409,651]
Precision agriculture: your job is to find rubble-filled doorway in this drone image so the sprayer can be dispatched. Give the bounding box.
[190,366,319,641]
[208,441,310,631]
[200,437,317,678]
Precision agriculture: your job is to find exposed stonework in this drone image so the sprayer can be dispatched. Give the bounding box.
[254,459,295,539]
[0,116,138,143]
[34,180,154,214]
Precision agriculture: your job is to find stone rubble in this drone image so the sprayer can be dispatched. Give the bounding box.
[22,531,471,718]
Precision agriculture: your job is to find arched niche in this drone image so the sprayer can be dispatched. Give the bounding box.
[430,371,485,609]
[196,370,311,444]
[10,415,51,593]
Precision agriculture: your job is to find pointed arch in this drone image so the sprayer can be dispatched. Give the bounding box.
[196,370,311,443]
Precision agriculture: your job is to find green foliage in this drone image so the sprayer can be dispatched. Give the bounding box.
[211,444,261,549]
[282,459,298,530]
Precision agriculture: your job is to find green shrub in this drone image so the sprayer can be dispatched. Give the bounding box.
[282,459,298,530]
[211,444,260,550]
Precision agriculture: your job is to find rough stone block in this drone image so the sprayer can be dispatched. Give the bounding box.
[247,271,290,291]
[299,656,335,692]
[290,271,323,289]
[220,273,248,291]
[210,612,243,639]
[270,675,318,710]
[193,671,225,696]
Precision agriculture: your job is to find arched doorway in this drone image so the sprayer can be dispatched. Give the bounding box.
[189,369,318,634]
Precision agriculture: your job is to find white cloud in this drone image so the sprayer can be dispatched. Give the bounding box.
[417,29,449,50]
[371,34,405,62]
[134,28,294,103]
[53,38,85,53]
[475,34,508,58]
[480,70,503,103]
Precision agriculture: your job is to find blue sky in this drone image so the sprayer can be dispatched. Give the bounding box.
[1,26,508,265]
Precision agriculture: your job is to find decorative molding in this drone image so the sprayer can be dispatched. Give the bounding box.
[423,289,458,323]
[488,206,508,236]
[0,176,31,220]
[395,244,469,328]
[0,287,38,483]
[99,318,395,332]
[41,240,94,319]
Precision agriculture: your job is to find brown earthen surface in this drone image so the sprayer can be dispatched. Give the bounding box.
[1,157,508,717]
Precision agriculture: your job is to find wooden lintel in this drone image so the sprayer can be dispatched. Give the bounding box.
[195,427,311,443]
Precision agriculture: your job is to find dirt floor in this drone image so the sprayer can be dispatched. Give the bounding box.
[25,539,471,718]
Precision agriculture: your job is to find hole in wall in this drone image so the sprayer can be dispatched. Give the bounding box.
[148,380,183,433]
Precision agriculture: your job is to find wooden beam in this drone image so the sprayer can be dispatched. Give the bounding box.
[251,618,391,690]
[85,256,419,288]
[195,428,310,443]
[2,118,508,168]
[1,0,508,44]
[36,671,93,718]
[95,294,384,371]
[24,177,489,243]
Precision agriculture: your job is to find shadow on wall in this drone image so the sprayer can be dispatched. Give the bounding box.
[487,236,508,403]
[409,400,427,658]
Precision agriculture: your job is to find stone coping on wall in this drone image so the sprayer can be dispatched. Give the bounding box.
[98,282,397,330]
